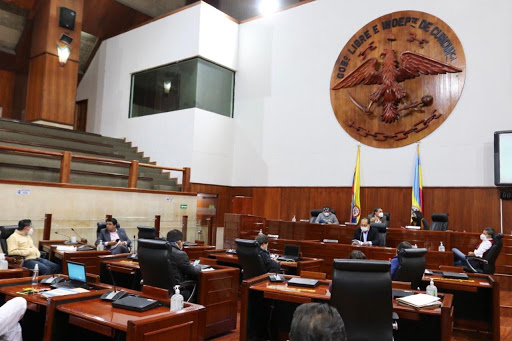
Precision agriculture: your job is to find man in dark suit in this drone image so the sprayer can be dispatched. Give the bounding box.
[255,233,281,273]
[95,218,131,255]
[167,229,200,300]
[367,207,388,227]
[352,218,380,246]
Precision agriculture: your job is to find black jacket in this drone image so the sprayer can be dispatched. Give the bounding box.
[259,248,281,273]
[353,226,380,246]
[169,243,200,285]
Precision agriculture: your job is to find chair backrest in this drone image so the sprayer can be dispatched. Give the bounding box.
[235,238,266,280]
[392,248,428,289]
[138,239,176,291]
[430,213,449,231]
[482,234,504,274]
[371,223,387,247]
[330,259,393,341]
[137,226,157,239]
[383,212,390,225]
[310,209,337,222]
[0,225,18,254]
[97,222,120,238]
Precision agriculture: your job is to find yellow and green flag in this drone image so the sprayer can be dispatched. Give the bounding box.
[350,146,361,224]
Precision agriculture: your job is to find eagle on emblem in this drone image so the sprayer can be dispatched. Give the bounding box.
[332,49,463,123]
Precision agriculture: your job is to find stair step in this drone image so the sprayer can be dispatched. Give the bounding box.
[152,184,181,191]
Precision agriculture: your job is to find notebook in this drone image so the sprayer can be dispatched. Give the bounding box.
[396,293,441,308]
[112,295,160,312]
[277,245,300,261]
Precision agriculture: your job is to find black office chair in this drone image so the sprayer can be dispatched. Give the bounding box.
[371,223,387,247]
[383,212,390,227]
[96,222,121,238]
[0,225,24,265]
[330,259,397,340]
[392,248,428,289]
[463,233,504,274]
[310,209,336,223]
[235,238,267,280]
[430,213,448,231]
[137,226,157,239]
[137,239,196,301]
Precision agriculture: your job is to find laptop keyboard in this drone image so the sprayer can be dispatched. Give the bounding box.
[52,280,90,290]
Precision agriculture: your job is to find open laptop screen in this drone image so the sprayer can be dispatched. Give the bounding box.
[283,244,300,258]
[67,261,86,283]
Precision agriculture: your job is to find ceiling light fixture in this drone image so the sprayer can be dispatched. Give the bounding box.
[259,0,279,16]
[57,44,71,66]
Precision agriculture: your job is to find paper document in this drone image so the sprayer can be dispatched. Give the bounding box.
[396,293,441,308]
[42,288,90,298]
[56,246,76,252]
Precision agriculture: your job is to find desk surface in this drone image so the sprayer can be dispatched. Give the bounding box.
[208,251,320,269]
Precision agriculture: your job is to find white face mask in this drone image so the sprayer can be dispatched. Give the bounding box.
[361,226,369,232]
[323,212,330,216]
[378,212,384,218]
[28,228,34,236]
[480,233,487,241]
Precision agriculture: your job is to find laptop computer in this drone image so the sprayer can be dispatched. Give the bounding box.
[287,277,318,287]
[51,261,90,290]
[277,244,300,261]
[112,295,160,312]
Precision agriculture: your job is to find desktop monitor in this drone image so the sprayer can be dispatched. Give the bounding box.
[137,226,157,239]
[67,261,86,283]
[494,130,512,186]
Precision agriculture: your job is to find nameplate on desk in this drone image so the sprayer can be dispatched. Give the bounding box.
[323,239,338,243]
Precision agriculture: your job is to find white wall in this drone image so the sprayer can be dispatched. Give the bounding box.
[76,3,238,185]
[232,0,512,187]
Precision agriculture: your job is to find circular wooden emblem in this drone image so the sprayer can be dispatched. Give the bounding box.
[330,11,465,148]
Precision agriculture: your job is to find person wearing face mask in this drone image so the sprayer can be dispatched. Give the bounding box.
[351,218,380,246]
[367,207,388,227]
[7,219,60,275]
[315,207,339,224]
[166,229,200,301]
[452,227,495,270]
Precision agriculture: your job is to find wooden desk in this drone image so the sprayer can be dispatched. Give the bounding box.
[99,254,141,290]
[423,270,499,340]
[0,267,30,279]
[207,250,323,275]
[183,245,216,260]
[240,274,453,341]
[51,249,110,275]
[98,256,239,339]
[0,275,110,340]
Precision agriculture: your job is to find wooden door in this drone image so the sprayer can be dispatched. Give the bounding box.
[74,99,88,131]
[232,196,253,215]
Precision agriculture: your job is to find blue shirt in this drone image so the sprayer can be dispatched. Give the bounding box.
[390,256,399,279]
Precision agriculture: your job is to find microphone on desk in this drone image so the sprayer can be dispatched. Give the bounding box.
[54,231,73,244]
[100,266,127,301]
[70,228,88,244]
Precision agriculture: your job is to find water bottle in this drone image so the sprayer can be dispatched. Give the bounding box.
[292,215,296,222]
[0,253,8,270]
[32,264,39,288]
[438,242,445,252]
[170,285,184,311]
[97,242,104,251]
[426,278,437,297]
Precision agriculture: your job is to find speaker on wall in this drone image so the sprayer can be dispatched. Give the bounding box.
[59,7,76,30]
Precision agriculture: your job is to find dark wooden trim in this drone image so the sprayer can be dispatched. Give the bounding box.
[59,151,72,183]
[155,215,161,234]
[43,213,52,240]
[0,126,114,148]
[0,179,198,196]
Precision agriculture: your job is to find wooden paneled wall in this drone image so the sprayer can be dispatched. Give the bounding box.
[191,183,511,234]
[0,70,15,118]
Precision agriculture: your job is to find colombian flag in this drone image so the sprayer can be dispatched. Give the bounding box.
[412,144,423,215]
[350,146,361,224]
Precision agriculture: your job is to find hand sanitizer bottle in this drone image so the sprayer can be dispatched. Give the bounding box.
[32,264,39,288]
[438,242,445,252]
[292,215,296,222]
[0,253,7,270]
[170,285,184,311]
[426,279,437,297]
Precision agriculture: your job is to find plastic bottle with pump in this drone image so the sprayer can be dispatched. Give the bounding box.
[32,264,39,288]
[170,285,184,311]
[0,253,7,270]
[438,242,445,252]
[426,278,437,297]
[291,215,296,222]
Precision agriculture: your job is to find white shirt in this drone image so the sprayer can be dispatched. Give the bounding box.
[105,230,120,250]
[0,297,26,341]
[474,239,492,258]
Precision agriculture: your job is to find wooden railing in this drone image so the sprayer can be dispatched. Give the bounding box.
[0,144,191,192]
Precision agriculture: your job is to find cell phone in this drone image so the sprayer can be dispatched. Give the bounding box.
[193,260,200,266]
[115,239,120,242]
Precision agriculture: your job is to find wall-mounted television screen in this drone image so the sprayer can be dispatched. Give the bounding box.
[495,131,512,186]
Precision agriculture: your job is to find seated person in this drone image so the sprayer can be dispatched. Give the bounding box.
[289,303,346,341]
[95,218,131,255]
[351,218,379,246]
[348,250,367,259]
[7,219,60,275]
[410,208,429,229]
[367,207,388,226]
[315,206,339,224]
[167,229,200,300]
[0,297,26,341]
[255,234,281,273]
[452,227,495,270]
[390,241,412,278]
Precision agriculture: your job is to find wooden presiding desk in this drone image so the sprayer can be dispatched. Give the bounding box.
[98,254,239,339]
[423,270,500,341]
[240,274,453,341]
[207,249,323,275]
